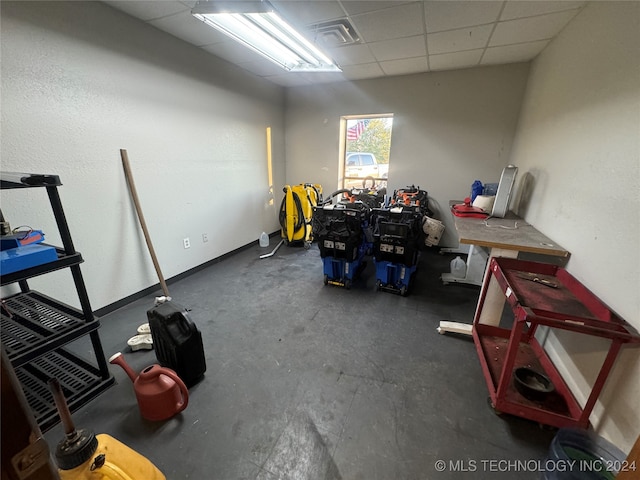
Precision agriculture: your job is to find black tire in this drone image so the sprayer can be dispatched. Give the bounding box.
[323,274,328,286]
[376,280,382,291]
[344,279,352,290]
[400,285,408,297]
[363,176,375,189]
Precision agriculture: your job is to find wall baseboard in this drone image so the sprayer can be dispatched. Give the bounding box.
[94,231,281,318]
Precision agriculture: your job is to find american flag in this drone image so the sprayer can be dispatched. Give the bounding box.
[346,120,370,141]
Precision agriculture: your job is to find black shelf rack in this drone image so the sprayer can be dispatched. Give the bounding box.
[1,246,83,285]
[1,172,114,431]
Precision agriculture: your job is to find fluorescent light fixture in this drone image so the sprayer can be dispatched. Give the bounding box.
[191,1,341,72]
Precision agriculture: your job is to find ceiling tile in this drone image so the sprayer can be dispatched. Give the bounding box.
[341,62,385,80]
[105,1,188,21]
[350,2,425,43]
[500,1,585,21]
[369,35,426,62]
[327,44,376,66]
[429,49,483,71]
[340,1,415,17]
[490,9,580,46]
[380,56,429,76]
[481,40,549,65]
[427,24,493,55]
[271,1,346,27]
[425,1,503,33]
[149,10,228,46]
[103,0,587,84]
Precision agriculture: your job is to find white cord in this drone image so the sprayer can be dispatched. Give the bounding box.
[483,217,529,229]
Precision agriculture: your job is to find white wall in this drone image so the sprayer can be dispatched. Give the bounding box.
[508,2,640,452]
[285,64,530,247]
[1,1,285,310]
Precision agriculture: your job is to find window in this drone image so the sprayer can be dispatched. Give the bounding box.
[340,114,393,190]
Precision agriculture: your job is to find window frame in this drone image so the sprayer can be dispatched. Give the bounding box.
[339,113,394,191]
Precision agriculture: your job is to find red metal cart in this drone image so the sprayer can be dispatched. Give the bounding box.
[473,257,640,429]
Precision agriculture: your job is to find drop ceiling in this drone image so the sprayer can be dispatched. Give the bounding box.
[103,0,586,87]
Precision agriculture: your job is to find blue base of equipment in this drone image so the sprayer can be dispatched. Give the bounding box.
[322,255,366,289]
[374,260,417,296]
[0,244,58,275]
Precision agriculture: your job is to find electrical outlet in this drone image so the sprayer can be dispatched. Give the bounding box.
[202,233,208,243]
[183,237,190,249]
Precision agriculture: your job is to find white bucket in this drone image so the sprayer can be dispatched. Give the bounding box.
[259,232,269,247]
[450,256,466,278]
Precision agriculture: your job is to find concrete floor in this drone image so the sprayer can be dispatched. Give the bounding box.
[44,242,555,479]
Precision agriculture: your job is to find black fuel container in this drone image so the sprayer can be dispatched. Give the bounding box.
[146,301,206,388]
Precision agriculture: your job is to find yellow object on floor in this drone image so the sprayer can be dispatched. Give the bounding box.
[58,433,165,480]
[279,183,322,247]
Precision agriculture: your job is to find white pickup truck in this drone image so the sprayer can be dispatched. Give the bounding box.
[345,152,389,179]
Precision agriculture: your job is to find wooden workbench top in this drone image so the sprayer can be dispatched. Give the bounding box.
[449,202,569,257]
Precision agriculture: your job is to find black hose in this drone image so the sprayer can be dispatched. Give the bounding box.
[278,196,289,233]
[279,190,305,239]
[304,183,323,206]
[292,192,304,232]
[321,189,351,205]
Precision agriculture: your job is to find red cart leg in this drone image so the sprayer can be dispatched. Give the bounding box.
[577,340,622,427]
[495,311,527,409]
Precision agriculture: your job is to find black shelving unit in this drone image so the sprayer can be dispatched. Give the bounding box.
[1,172,114,431]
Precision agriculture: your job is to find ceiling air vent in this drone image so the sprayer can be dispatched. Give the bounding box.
[308,19,360,48]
